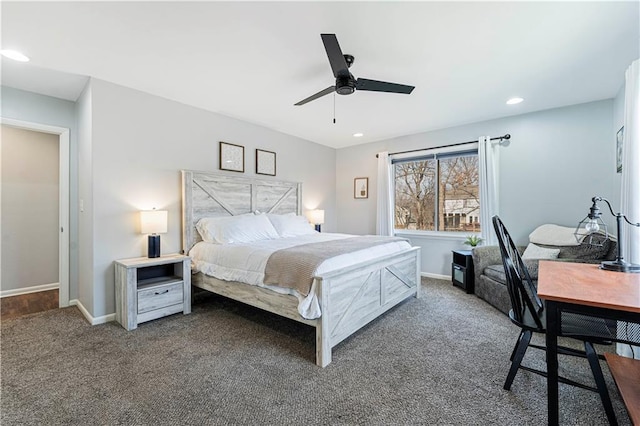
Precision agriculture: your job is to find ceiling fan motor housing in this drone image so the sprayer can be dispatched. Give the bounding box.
[336,75,356,95]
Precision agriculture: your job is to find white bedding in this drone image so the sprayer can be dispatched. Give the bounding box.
[189,233,411,319]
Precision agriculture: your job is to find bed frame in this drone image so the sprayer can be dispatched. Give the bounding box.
[181,170,420,367]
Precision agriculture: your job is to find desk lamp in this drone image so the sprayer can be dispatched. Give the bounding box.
[140,209,168,258]
[575,196,640,273]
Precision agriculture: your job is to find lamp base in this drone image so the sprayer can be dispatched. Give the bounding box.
[600,260,640,273]
[148,235,161,258]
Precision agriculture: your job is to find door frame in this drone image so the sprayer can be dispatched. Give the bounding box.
[1,117,70,307]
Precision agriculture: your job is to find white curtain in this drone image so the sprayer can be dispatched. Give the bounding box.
[618,59,639,359]
[478,136,500,245]
[376,151,394,236]
[620,59,640,266]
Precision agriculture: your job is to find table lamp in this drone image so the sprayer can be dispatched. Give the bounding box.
[307,209,325,232]
[575,196,640,273]
[140,209,168,258]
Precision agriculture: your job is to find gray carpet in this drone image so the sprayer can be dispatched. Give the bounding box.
[1,278,630,425]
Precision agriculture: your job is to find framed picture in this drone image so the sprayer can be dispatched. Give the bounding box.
[616,126,624,174]
[219,141,244,173]
[256,149,276,176]
[354,177,368,199]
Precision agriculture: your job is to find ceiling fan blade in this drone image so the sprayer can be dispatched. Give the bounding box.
[321,34,349,78]
[294,86,335,106]
[356,78,415,94]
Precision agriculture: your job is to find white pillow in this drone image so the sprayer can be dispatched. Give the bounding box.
[267,213,317,237]
[196,214,280,244]
[529,224,582,246]
[522,243,561,260]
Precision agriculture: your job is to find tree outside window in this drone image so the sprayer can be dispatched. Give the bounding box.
[394,153,480,232]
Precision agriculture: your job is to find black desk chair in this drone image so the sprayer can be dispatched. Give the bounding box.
[492,215,618,425]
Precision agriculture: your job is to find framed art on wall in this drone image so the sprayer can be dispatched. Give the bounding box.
[256,149,276,176]
[616,126,623,174]
[219,141,245,173]
[354,177,368,199]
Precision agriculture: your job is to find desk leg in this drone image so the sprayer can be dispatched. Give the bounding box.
[546,301,560,425]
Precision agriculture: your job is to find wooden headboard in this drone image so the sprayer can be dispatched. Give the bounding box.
[181,170,302,253]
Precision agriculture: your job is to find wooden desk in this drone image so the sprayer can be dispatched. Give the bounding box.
[538,261,640,425]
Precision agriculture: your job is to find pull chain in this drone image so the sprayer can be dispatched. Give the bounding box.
[333,92,336,124]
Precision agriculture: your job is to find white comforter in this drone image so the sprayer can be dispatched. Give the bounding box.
[189,233,411,319]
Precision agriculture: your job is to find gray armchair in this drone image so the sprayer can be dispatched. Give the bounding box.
[471,236,617,315]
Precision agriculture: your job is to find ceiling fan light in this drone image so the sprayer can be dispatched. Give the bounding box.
[336,76,356,95]
[506,97,524,105]
[0,49,29,62]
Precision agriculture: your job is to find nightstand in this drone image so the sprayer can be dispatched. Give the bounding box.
[452,249,474,294]
[115,254,191,331]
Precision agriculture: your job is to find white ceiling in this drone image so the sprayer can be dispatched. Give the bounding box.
[1,1,638,149]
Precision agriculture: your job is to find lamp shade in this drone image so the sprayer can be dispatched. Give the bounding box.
[140,210,168,234]
[307,209,325,225]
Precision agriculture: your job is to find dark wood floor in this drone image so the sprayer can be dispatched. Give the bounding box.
[1,290,59,321]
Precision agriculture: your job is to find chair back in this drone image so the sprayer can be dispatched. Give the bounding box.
[492,216,544,330]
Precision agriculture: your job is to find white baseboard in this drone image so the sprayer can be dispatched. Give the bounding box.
[0,282,59,298]
[421,272,451,281]
[70,299,116,325]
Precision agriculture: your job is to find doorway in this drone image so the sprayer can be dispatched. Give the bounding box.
[0,118,70,308]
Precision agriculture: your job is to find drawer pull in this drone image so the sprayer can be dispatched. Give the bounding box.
[154,289,170,295]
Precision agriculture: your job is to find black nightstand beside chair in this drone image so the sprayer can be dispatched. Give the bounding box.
[492,215,618,425]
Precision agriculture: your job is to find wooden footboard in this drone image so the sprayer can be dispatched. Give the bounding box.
[193,246,420,367]
[314,247,420,367]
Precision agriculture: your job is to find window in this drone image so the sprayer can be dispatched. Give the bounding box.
[394,150,480,233]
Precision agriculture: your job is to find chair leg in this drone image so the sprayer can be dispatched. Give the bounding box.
[504,329,532,390]
[510,330,525,361]
[584,342,617,426]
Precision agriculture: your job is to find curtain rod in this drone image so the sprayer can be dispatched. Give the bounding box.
[375,134,511,158]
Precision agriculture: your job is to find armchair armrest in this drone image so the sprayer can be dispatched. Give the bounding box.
[472,246,502,284]
[472,245,526,285]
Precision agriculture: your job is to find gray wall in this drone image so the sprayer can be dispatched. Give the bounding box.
[336,100,619,276]
[83,78,336,317]
[0,87,79,297]
[77,84,94,312]
[1,126,59,291]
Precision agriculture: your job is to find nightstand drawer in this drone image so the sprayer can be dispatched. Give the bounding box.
[137,281,183,314]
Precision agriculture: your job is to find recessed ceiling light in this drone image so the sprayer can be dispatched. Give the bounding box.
[506,97,524,105]
[0,49,29,62]
[353,133,364,137]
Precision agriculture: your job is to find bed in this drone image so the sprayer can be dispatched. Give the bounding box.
[181,170,421,367]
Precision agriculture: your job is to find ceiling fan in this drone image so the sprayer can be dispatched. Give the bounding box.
[294,34,415,106]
